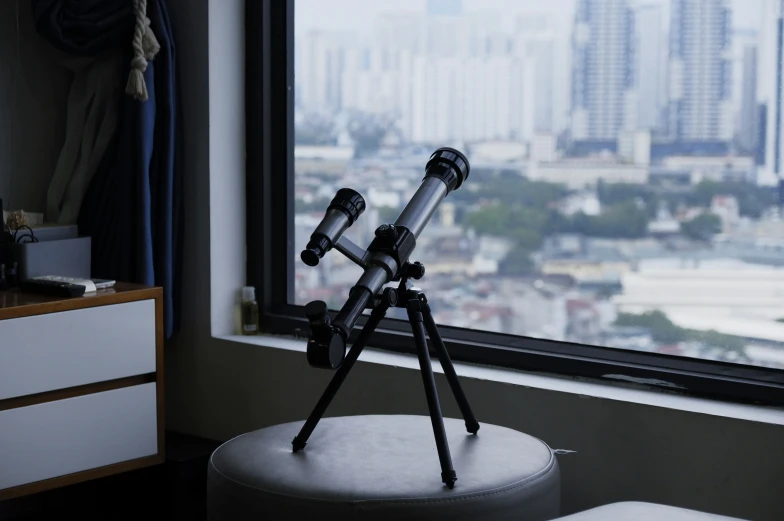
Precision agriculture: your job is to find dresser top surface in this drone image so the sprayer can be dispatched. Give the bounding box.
[0,283,160,320]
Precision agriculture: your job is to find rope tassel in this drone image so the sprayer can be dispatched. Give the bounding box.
[142,17,160,59]
[126,0,160,101]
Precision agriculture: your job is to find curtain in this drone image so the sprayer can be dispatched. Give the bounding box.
[33,0,182,339]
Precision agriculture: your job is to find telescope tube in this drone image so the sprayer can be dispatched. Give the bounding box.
[330,147,470,340]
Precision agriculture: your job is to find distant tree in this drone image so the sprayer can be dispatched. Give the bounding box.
[450,177,567,209]
[680,212,722,242]
[566,202,649,239]
[615,311,685,345]
[616,311,748,357]
[347,111,394,157]
[295,113,336,145]
[465,204,548,249]
[499,244,535,276]
[691,180,775,218]
[597,181,651,206]
[687,329,745,353]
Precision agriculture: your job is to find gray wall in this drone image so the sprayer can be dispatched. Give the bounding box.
[164,1,784,520]
[0,1,70,213]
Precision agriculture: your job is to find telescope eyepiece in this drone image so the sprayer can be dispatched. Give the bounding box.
[302,237,329,267]
[300,188,366,267]
[424,147,470,194]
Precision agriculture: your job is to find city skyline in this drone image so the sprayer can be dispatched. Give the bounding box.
[294,0,784,184]
[296,0,764,36]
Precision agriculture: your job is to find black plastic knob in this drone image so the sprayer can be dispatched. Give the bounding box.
[305,300,328,324]
[306,331,346,369]
[376,224,398,239]
[408,262,425,280]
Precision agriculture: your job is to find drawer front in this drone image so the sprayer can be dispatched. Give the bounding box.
[0,383,158,490]
[0,299,156,400]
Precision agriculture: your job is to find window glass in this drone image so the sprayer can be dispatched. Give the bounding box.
[294,0,784,370]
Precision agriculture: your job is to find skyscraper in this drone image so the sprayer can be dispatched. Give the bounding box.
[739,44,760,153]
[667,0,733,142]
[757,0,780,181]
[427,0,462,17]
[514,15,558,133]
[635,3,667,132]
[570,0,636,141]
[296,31,350,112]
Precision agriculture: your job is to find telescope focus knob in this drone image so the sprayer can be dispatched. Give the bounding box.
[407,261,425,280]
[376,224,398,239]
[305,300,329,325]
[304,300,346,370]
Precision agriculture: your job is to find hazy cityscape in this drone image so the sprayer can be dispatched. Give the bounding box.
[293,0,784,369]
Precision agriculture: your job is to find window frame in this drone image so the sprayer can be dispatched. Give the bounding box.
[246,0,784,406]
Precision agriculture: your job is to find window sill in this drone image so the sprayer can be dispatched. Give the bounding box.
[217,334,784,426]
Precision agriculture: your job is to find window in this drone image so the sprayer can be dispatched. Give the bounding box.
[248,0,784,405]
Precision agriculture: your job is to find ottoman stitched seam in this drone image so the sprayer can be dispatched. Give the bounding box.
[209,448,557,506]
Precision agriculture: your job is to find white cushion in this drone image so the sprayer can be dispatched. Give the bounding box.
[558,502,747,521]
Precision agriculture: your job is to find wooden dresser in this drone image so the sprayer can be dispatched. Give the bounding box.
[0,283,164,500]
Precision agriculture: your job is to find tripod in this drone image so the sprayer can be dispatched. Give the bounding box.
[292,263,480,488]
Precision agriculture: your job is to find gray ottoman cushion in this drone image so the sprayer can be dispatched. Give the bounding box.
[208,414,560,521]
[558,502,748,520]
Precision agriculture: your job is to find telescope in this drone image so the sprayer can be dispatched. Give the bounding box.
[301,147,471,369]
[294,147,479,489]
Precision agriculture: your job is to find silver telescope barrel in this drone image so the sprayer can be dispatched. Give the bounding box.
[331,148,470,339]
[351,176,448,299]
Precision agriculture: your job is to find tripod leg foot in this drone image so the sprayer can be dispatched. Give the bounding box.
[291,436,307,452]
[442,470,457,489]
[421,304,480,435]
[292,303,390,453]
[407,296,458,490]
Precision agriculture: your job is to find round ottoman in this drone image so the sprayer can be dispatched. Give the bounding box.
[207,415,560,521]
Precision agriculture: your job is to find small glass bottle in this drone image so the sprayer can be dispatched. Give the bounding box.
[241,286,259,335]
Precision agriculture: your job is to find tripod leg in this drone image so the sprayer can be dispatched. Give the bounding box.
[422,304,480,435]
[292,302,388,452]
[408,299,457,489]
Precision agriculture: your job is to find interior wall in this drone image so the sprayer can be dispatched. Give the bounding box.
[164,1,784,520]
[0,1,70,214]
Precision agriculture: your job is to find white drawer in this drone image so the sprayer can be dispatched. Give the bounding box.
[0,383,158,490]
[0,299,156,400]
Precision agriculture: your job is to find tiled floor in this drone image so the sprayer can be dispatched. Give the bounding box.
[0,432,221,521]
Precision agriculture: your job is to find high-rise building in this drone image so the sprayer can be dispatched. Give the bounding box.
[409,55,535,144]
[739,44,760,153]
[296,31,351,112]
[667,0,733,142]
[570,0,636,141]
[514,15,558,133]
[427,0,462,17]
[635,3,667,132]
[758,0,784,187]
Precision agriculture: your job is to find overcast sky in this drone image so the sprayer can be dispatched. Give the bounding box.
[296,0,764,36]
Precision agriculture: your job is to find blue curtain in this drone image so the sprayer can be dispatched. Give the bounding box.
[34,0,182,339]
[32,0,134,56]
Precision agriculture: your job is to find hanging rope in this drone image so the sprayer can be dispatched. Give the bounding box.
[126,0,161,101]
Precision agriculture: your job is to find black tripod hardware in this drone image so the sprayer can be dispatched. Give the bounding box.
[294,263,479,488]
[294,148,479,488]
